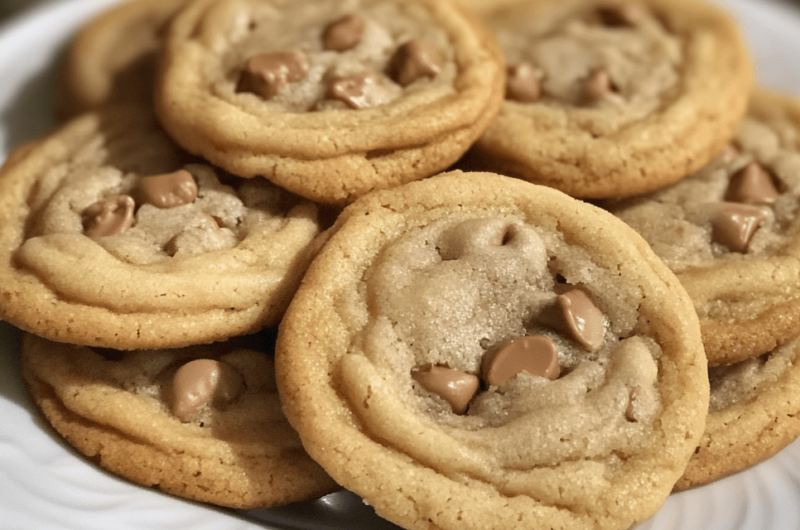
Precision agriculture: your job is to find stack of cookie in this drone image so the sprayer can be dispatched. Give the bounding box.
[600,87,800,491]
[1,0,798,527]
[1,0,507,514]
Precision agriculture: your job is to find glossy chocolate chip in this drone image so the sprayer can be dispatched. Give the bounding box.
[412,365,479,414]
[328,72,380,109]
[387,39,442,87]
[137,169,198,208]
[482,336,560,387]
[506,63,541,103]
[556,289,605,352]
[711,202,766,253]
[169,359,244,422]
[322,14,365,51]
[237,51,309,99]
[82,195,136,237]
[585,70,615,100]
[725,162,779,205]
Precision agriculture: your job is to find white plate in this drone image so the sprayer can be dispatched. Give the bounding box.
[1,0,800,528]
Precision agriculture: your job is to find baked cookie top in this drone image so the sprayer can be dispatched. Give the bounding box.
[675,334,800,490]
[464,0,752,199]
[155,0,505,204]
[604,88,800,365]
[20,331,339,508]
[56,0,188,120]
[276,171,708,530]
[0,108,323,349]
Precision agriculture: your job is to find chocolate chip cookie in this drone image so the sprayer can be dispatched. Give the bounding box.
[56,0,188,120]
[276,171,708,530]
[676,334,800,490]
[463,0,752,199]
[155,0,505,205]
[20,331,340,508]
[604,88,800,366]
[0,108,324,349]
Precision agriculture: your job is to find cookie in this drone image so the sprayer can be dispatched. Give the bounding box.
[461,0,752,199]
[675,334,800,490]
[154,0,505,205]
[604,88,800,366]
[56,0,188,120]
[0,107,324,349]
[276,171,708,530]
[19,331,340,508]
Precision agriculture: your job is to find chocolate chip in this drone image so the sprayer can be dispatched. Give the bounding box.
[169,359,244,422]
[322,14,365,51]
[505,63,541,103]
[328,72,381,109]
[555,289,605,352]
[725,162,779,205]
[412,365,479,414]
[481,336,560,387]
[585,70,616,101]
[711,202,766,253]
[82,195,136,238]
[387,39,442,87]
[137,169,198,209]
[236,51,309,99]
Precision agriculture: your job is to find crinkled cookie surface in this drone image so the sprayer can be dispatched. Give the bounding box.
[0,108,323,349]
[464,0,752,200]
[277,171,708,530]
[55,0,188,120]
[604,88,800,365]
[676,334,800,490]
[20,331,339,508]
[155,0,505,204]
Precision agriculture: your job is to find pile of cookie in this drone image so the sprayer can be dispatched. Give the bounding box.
[1,0,798,528]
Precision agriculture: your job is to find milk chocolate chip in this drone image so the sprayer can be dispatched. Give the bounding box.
[169,359,245,422]
[82,195,135,237]
[412,365,479,414]
[482,336,560,387]
[137,169,198,208]
[725,162,779,205]
[585,70,615,101]
[237,51,309,99]
[712,202,766,253]
[328,72,380,109]
[387,39,442,87]
[555,289,605,352]
[322,14,365,51]
[506,63,541,103]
